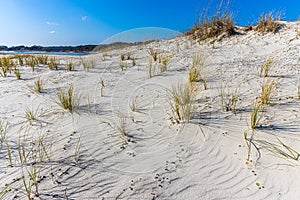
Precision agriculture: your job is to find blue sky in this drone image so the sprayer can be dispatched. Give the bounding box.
[0,0,299,46]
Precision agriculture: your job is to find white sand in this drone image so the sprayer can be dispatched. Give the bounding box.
[0,21,300,199]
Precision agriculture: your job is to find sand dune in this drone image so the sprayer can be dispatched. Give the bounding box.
[0,21,300,199]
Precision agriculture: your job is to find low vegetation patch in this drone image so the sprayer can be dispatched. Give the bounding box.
[57,84,78,113]
[261,78,276,105]
[169,82,194,123]
[186,1,235,41]
[255,13,282,33]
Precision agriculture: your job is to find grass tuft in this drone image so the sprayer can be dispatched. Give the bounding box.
[169,82,194,123]
[186,1,235,41]
[260,58,273,77]
[261,78,276,105]
[116,114,127,137]
[48,57,58,70]
[14,67,21,80]
[57,85,78,113]
[256,12,282,33]
[80,57,96,72]
[29,77,43,93]
[147,48,158,61]
[250,101,263,130]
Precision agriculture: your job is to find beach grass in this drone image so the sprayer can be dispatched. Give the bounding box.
[170,82,194,123]
[256,12,282,33]
[57,84,78,113]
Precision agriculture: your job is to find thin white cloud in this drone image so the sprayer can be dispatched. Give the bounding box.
[46,21,58,26]
[49,31,56,34]
[81,16,87,21]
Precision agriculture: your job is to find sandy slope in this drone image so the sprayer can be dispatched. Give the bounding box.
[0,21,300,199]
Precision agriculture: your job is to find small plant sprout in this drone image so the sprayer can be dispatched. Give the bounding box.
[260,58,273,77]
[130,96,138,112]
[100,78,105,97]
[74,134,82,164]
[116,114,127,137]
[57,84,78,113]
[24,107,38,125]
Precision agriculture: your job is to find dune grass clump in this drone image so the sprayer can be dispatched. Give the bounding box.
[25,56,37,71]
[220,83,240,113]
[66,60,75,71]
[116,114,127,137]
[261,78,276,105]
[169,82,194,123]
[57,85,78,113]
[29,78,43,93]
[186,1,235,41]
[256,13,282,33]
[158,56,170,73]
[17,55,25,66]
[0,57,13,77]
[14,68,21,80]
[74,135,82,164]
[80,57,96,72]
[189,54,205,83]
[260,58,273,77]
[250,101,263,130]
[147,48,158,61]
[24,107,38,125]
[36,55,48,65]
[48,57,58,70]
